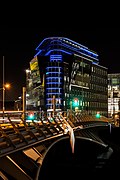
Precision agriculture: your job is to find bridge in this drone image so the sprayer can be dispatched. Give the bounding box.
[0,113,118,179]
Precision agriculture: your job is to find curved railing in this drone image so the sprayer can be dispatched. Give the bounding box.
[0,113,115,179]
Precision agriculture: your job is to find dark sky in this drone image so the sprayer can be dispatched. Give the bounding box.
[0,28,120,101]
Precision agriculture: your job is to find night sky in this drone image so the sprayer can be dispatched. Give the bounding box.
[0,28,120,101]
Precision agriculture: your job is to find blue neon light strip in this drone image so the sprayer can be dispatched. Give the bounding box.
[50,54,62,59]
[35,37,98,60]
[50,54,62,58]
[80,47,98,57]
[46,77,62,79]
[36,37,88,51]
[35,37,59,50]
[45,49,72,56]
[92,62,99,65]
[62,37,88,49]
[34,50,42,57]
[46,104,62,106]
[50,59,62,62]
[50,54,62,62]
[45,54,63,109]
[46,72,62,74]
[46,67,62,69]
[47,98,62,100]
[60,41,98,60]
[49,38,98,58]
[46,88,62,89]
[78,51,98,61]
[46,93,62,95]
[46,82,62,84]
[62,38,98,57]
[50,59,62,61]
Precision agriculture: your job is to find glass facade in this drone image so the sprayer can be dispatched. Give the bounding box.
[26,37,108,117]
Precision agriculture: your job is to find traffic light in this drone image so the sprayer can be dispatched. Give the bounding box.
[72,98,79,107]
[96,112,100,118]
[27,112,35,120]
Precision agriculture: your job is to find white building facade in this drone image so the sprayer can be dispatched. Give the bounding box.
[108,73,120,118]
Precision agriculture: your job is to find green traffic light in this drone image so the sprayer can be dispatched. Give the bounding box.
[27,112,35,120]
[72,98,79,107]
[96,112,100,118]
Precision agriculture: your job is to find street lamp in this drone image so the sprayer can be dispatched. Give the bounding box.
[2,56,10,118]
[2,83,10,118]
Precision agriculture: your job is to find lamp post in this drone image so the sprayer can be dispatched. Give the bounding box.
[2,86,5,119]
[22,87,26,121]
[2,83,10,118]
[2,56,10,118]
[3,56,4,118]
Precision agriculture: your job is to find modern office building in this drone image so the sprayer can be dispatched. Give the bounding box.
[108,73,120,118]
[26,37,108,117]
